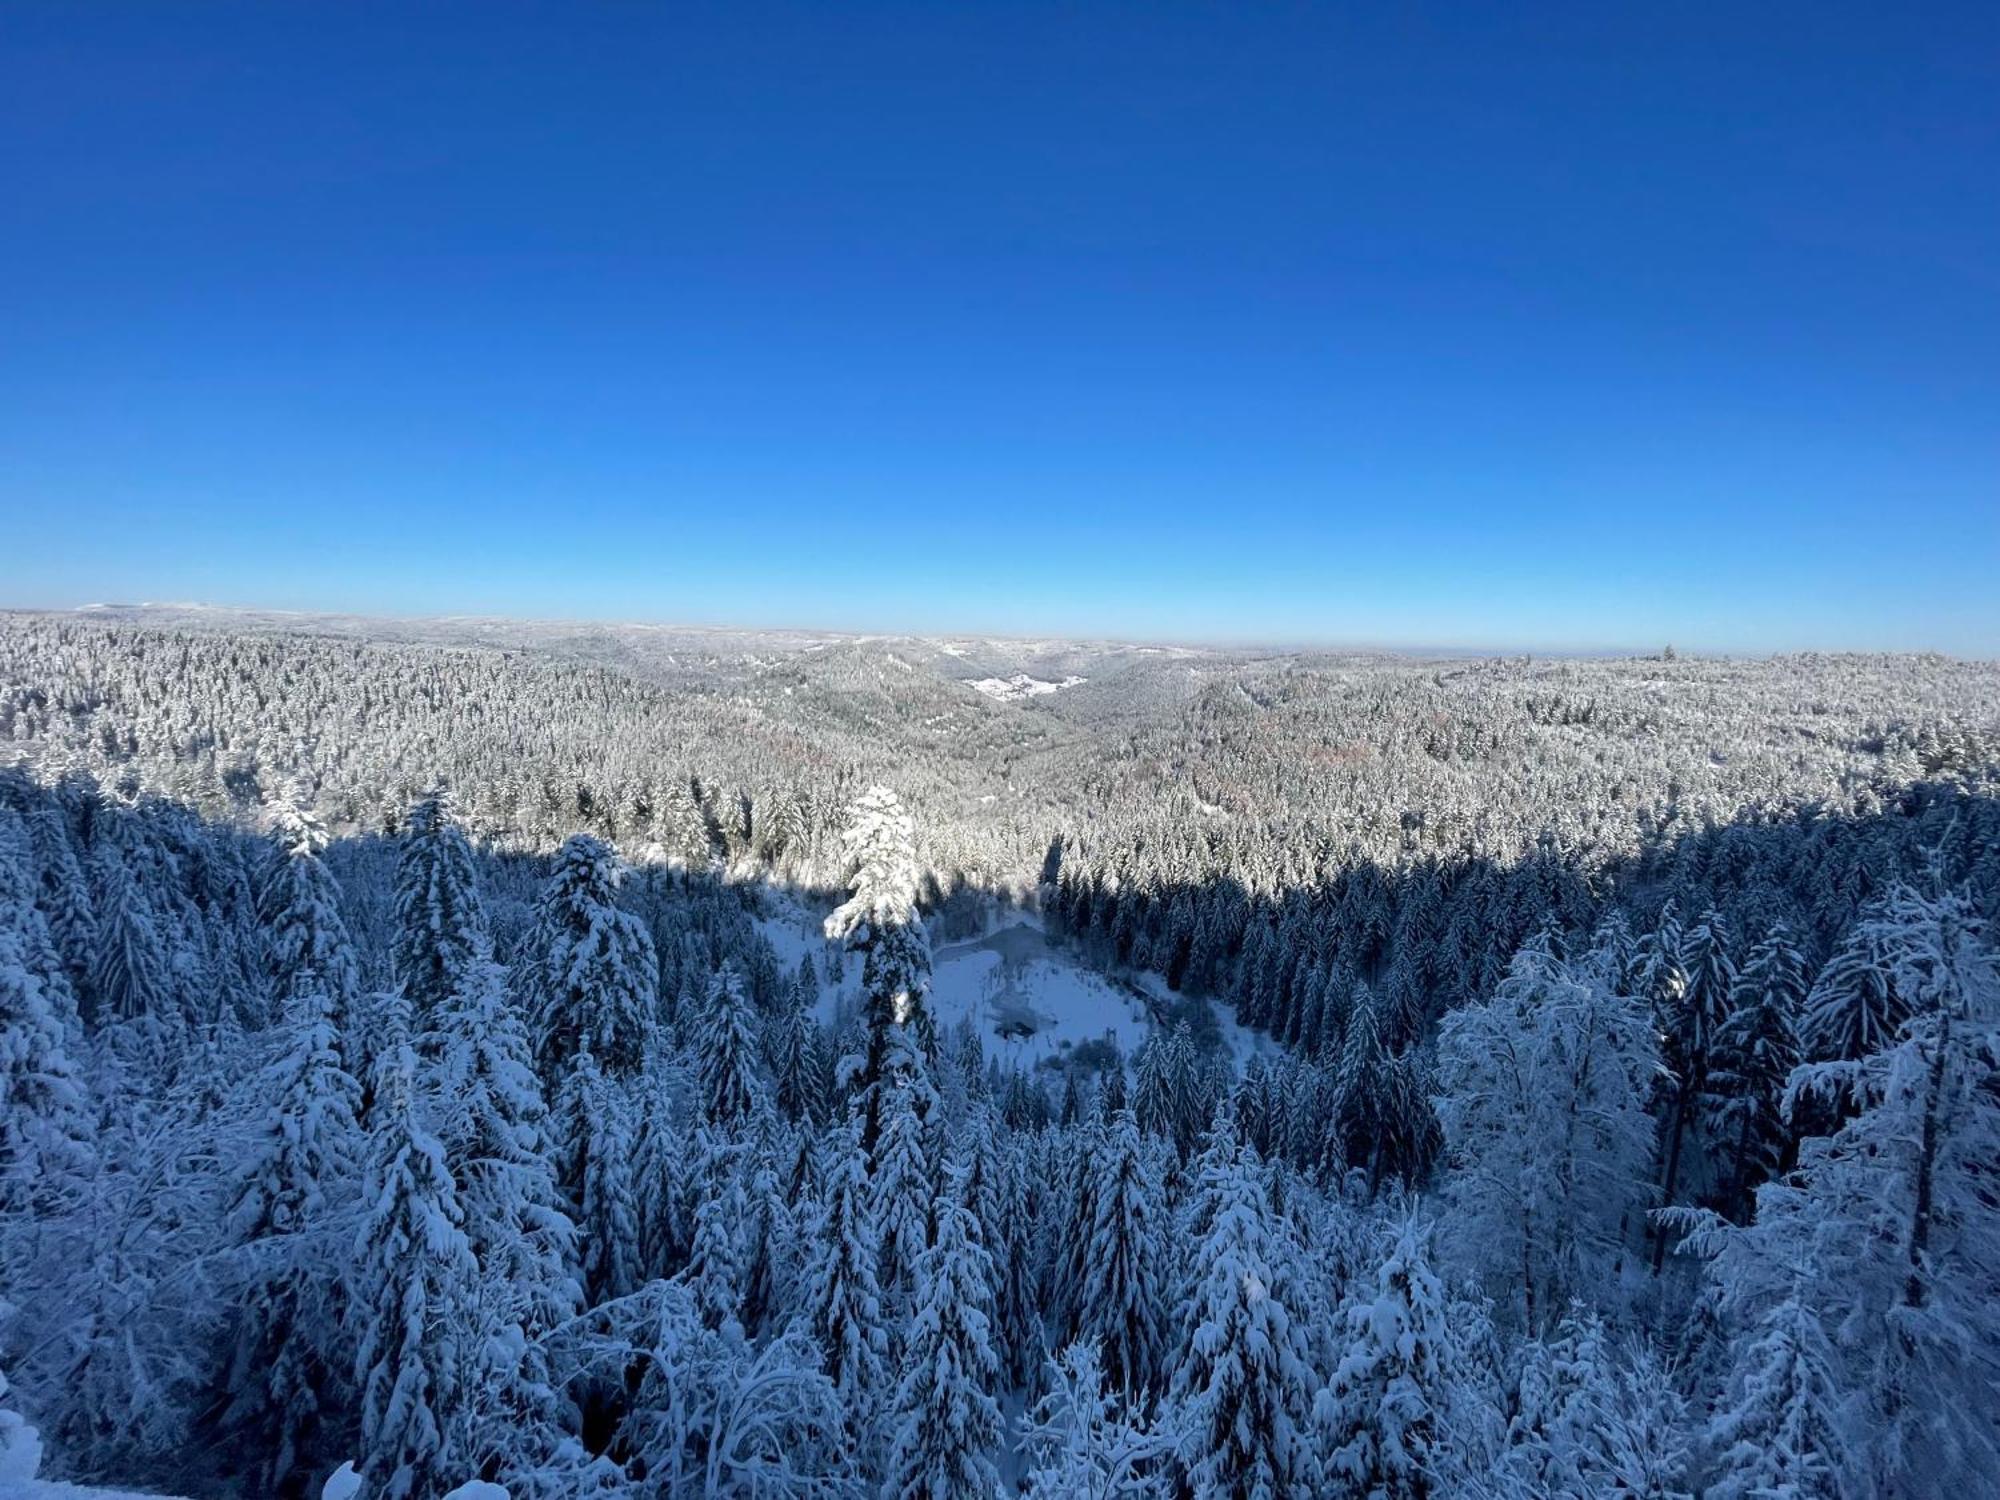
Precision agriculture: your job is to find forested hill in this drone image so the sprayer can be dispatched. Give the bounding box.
[1,609,1997,1496]
[5,607,1996,890]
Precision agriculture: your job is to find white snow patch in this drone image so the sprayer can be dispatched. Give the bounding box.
[928,920,1153,1065]
[967,673,1086,702]
[756,894,1151,1064]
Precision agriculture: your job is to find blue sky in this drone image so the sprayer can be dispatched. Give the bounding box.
[3,3,1996,653]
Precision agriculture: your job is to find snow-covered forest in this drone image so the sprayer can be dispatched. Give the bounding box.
[2,608,1998,1497]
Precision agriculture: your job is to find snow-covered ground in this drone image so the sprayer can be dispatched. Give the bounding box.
[756,896,1152,1067]
[965,672,1085,702]
[927,923,1149,1066]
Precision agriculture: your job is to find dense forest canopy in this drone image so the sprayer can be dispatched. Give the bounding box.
[1,607,1997,1497]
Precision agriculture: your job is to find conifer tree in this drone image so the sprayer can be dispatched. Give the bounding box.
[557,1049,642,1306]
[692,964,764,1128]
[1167,1145,1316,1499]
[1707,1277,1847,1500]
[682,1130,750,1336]
[1654,907,1736,1264]
[0,832,95,1218]
[352,1041,481,1500]
[427,956,579,1443]
[769,980,828,1126]
[1076,1110,1169,1400]
[262,797,361,1021]
[221,967,362,1494]
[871,1053,936,1321]
[1317,1219,1456,1500]
[525,834,657,1083]
[885,1178,1003,1500]
[392,791,490,1038]
[823,787,934,1149]
[801,1116,888,1411]
[1710,922,1806,1215]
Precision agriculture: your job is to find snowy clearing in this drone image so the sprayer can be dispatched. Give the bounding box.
[757,896,1151,1066]
[966,673,1086,702]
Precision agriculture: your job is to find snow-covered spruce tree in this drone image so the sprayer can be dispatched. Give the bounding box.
[1434,942,1659,1331]
[1019,1342,1169,1500]
[1166,1143,1318,1499]
[392,790,491,1041]
[425,955,580,1460]
[1684,880,2000,1491]
[1315,1218,1457,1499]
[352,1038,482,1500]
[684,1128,750,1335]
[1076,1108,1170,1401]
[1653,906,1737,1268]
[1709,922,1806,1217]
[1706,1275,1847,1500]
[22,801,95,1011]
[738,1131,798,1339]
[822,787,934,1150]
[1801,891,1909,1067]
[885,1173,1003,1500]
[220,966,363,1495]
[1497,1302,1691,1498]
[692,963,765,1128]
[556,1048,642,1307]
[993,1138,1047,1395]
[1130,1028,1175,1146]
[524,834,657,1084]
[87,808,180,1064]
[871,1044,938,1323]
[1046,1118,1105,1345]
[769,975,828,1126]
[0,836,95,1220]
[262,795,362,1032]
[800,1115,888,1420]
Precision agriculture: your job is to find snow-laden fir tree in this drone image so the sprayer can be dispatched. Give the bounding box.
[0,830,95,1219]
[1654,906,1737,1266]
[823,787,934,1148]
[769,973,828,1126]
[221,965,363,1495]
[1166,1143,1318,1500]
[425,955,580,1456]
[1686,880,2000,1491]
[524,834,657,1083]
[88,808,179,1062]
[1315,1218,1456,1499]
[1076,1108,1170,1400]
[800,1115,888,1415]
[556,1048,642,1307]
[1435,942,1659,1331]
[884,1171,1003,1500]
[692,964,765,1128]
[1019,1342,1169,1500]
[1709,922,1806,1216]
[1705,1273,1847,1500]
[1801,891,1909,1067]
[684,1129,750,1335]
[392,791,490,1039]
[262,795,362,1028]
[993,1138,1047,1394]
[352,1039,482,1500]
[871,1045,937,1323]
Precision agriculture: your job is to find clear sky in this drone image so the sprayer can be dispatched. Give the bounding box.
[3,3,1996,653]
